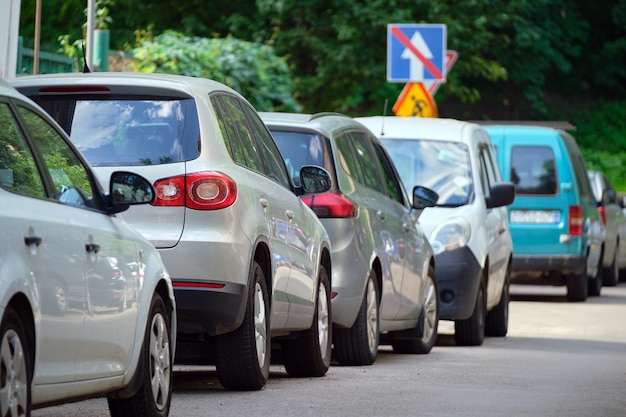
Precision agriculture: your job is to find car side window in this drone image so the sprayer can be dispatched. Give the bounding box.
[242,105,291,189]
[373,142,404,204]
[349,131,384,193]
[17,105,96,208]
[0,102,46,197]
[335,131,364,183]
[214,95,265,173]
[479,144,499,195]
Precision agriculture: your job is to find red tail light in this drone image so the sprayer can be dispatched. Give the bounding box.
[301,192,358,218]
[598,206,607,225]
[568,205,583,236]
[152,172,237,210]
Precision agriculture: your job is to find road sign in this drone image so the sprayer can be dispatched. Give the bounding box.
[423,50,458,96]
[387,23,447,83]
[392,82,437,118]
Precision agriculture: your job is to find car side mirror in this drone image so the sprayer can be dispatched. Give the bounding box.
[299,165,332,195]
[486,182,515,209]
[108,171,156,213]
[412,185,438,209]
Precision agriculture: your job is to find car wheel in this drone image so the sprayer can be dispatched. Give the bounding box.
[0,307,32,417]
[587,258,603,297]
[215,260,270,391]
[391,266,439,354]
[282,265,332,377]
[455,280,486,346]
[108,294,172,417]
[333,270,379,366]
[602,250,619,287]
[485,271,509,337]
[567,272,588,302]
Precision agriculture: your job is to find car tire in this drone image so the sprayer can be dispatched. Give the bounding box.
[587,258,603,297]
[602,249,619,287]
[215,261,270,391]
[455,280,486,346]
[282,265,332,377]
[391,266,439,354]
[108,294,173,417]
[485,271,509,337]
[333,270,379,366]
[567,272,588,302]
[0,307,32,417]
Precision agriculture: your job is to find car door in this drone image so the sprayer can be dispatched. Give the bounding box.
[347,131,407,321]
[477,135,510,307]
[213,95,294,329]
[15,102,140,381]
[371,139,426,320]
[0,99,84,384]
[243,105,319,329]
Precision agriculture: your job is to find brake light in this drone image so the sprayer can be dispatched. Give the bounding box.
[301,192,358,218]
[152,171,237,210]
[568,205,583,236]
[598,206,607,225]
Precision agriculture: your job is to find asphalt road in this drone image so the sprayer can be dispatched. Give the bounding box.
[33,283,626,417]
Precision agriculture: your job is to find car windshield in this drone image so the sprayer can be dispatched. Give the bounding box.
[382,138,473,206]
[33,97,201,166]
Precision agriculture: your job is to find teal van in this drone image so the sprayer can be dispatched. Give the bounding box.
[485,125,603,301]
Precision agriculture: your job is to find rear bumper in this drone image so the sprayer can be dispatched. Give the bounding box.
[434,247,482,321]
[173,282,247,336]
[511,254,585,275]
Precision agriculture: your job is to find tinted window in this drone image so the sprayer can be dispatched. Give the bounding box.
[0,102,45,197]
[243,105,291,189]
[510,146,556,195]
[349,131,384,192]
[335,132,363,183]
[18,105,96,208]
[271,131,327,187]
[33,96,200,166]
[373,142,404,204]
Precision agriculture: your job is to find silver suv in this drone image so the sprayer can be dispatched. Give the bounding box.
[12,73,333,391]
[261,112,439,365]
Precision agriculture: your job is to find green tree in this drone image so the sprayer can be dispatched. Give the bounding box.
[132,30,301,112]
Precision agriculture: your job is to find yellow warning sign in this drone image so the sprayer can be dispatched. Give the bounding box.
[392,82,438,118]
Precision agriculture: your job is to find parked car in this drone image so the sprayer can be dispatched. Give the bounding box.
[261,112,439,364]
[485,124,603,301]
[587,170,626,286]
[0,79,176,416]
[12,73,333,391]
[357,116,515,346]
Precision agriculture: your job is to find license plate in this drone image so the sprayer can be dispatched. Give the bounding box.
[510,210,560,224]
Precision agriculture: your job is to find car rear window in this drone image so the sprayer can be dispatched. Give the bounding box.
[33,97,201,166]
[510,145,557,195]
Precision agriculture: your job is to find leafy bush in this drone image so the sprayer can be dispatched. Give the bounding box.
[132,30,301,112]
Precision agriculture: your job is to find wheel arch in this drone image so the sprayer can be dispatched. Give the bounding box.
[5,293,36,379]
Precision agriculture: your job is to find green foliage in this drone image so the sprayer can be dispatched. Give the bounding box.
[132,30,301,112]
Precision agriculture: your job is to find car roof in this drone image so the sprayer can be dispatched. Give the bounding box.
[260,111,367,138]
[9,72,241,99]
[355,116,482,142]
[483,124,564,135]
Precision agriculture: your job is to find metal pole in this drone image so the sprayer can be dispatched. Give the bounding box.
[86,0,95,70]
[34,0,41,74]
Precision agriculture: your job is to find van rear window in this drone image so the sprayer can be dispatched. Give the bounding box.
[510,146,557,195]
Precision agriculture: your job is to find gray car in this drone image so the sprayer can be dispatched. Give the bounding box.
[588,170,626,286]
[12,73,333,391]
[261,112,439,366]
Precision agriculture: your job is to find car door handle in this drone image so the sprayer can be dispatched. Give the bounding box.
[24,235,42,247]
[86,243,100,254]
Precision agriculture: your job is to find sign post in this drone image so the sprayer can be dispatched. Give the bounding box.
[0,0,21,78]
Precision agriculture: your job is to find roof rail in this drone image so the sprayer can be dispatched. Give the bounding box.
[471,120,576,131]
[309,112,348,120]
